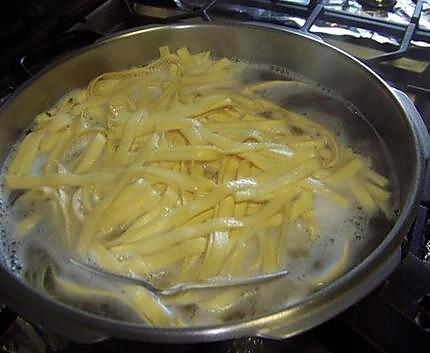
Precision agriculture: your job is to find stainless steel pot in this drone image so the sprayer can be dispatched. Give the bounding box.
[0,22,428,343]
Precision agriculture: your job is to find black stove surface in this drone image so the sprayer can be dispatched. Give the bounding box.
[0,1,429,352]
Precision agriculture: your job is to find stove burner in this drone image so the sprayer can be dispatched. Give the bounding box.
[358,0,397,9]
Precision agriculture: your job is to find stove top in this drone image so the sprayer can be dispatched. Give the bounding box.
[0,1,429,352]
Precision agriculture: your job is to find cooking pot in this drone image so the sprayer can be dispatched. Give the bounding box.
[0,22,428,343]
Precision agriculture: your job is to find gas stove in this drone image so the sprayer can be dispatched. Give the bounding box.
[0,1,429,352]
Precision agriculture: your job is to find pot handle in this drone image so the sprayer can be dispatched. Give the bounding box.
[392,88,430,162]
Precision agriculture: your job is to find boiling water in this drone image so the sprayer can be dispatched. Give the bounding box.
[0,61,398,326]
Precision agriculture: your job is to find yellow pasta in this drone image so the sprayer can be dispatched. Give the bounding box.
[8,131,44,176]
[3,46,394,327]
[124,238,206,274]
[196,157,238,279]
[75,132,106,173]
[6,173,115,189]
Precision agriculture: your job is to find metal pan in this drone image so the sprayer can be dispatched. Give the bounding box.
[0,22,428,343]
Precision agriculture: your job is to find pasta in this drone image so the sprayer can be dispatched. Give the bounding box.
[3,46,394,326]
